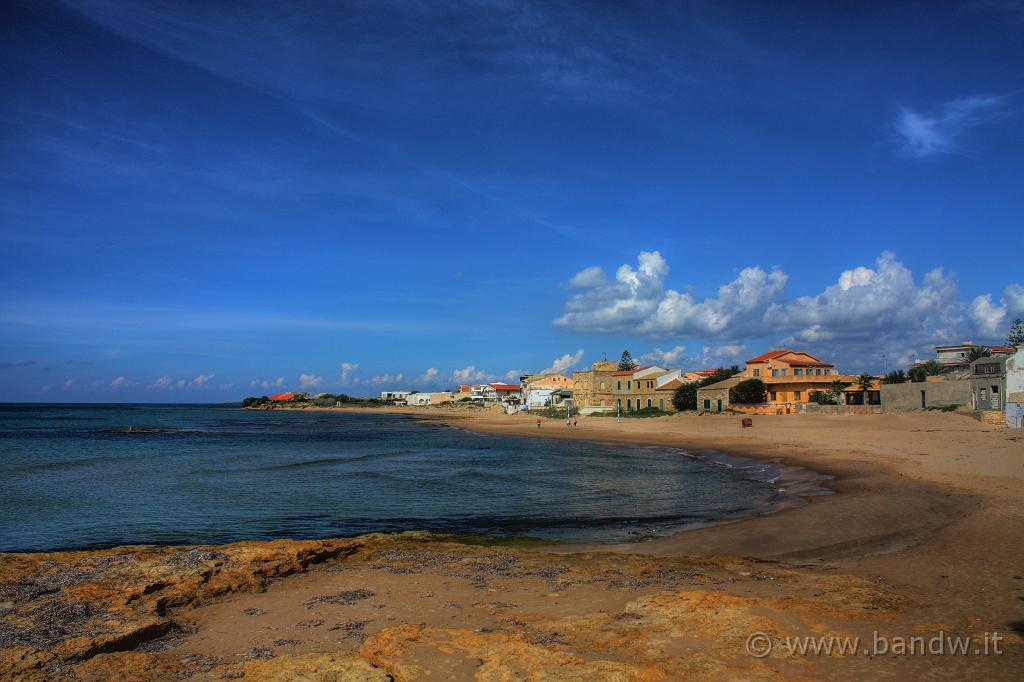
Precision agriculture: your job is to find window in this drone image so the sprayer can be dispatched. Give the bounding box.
[770,391,777,401]
[599,382,605,389]
[816,368,822,375]
[659,399,665,410]
[824,369,831,376]
[781,369,787,376]
[617,381,621,390]
[647,398,652,408]
[794,391,802,400]
[794,368,803,376]
[753,368,761,377]
[627,380,631,390]
[626,399,632,410]
[703,399,711,409]
[648,381,653,388]
[976,363,1000,376]
[772,369,779,377]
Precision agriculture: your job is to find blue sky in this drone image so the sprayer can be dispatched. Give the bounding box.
[1,0,1023,401]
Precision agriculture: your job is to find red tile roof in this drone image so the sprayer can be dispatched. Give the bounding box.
[746,350,792,363]
[269,392,297,401]
[488,383,521,391]
[992,346,1015,353]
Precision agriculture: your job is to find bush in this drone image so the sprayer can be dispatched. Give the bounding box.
[730,378,766,404]
[809,390,836,405]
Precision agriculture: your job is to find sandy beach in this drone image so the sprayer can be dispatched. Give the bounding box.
[2,407,1022,680]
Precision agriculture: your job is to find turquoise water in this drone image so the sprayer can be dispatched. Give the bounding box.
[0,404,786,552]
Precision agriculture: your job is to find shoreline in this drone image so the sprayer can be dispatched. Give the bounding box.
[3,405,1022,679]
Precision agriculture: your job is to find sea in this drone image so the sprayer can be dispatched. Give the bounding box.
[0,404,807,552]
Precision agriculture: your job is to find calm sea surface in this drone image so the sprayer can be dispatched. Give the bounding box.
[0,404,789,552]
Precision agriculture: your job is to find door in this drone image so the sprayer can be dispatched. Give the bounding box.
[716,399,722,412]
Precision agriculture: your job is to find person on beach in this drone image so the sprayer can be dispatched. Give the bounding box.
[573,417,578,428]
[537,419,542,428]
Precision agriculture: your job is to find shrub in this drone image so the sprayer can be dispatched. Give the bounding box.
[730,378,766,404]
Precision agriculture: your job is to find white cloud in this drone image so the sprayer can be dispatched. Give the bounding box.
[177,379,188,388]
[298,372,323,388]
[555,250,1021,367]
[894,95,1005,158]
[503,369,523,381]
[555,250,787,338]
[640,345,687,366]
[111,376,128,388]
[250,376,286,390]
[541,349,585,374]
[453,365,491,383]
[339,362,359,385]
[568,266,607,288]
[367,372,404,385]
[193,372,215,386]
[969,283,1024,338]
[769,252,962,349]
[149,375,174,389]
[63,379,74,389]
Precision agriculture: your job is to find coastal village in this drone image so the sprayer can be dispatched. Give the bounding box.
[250,321,1024,429]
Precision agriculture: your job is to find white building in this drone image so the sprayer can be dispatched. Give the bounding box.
[379,390,411,403]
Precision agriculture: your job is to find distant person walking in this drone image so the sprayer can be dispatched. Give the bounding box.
[573,417,578,428]
[536,419,542,429]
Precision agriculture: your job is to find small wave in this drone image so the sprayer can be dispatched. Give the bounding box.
[259,450,419,471]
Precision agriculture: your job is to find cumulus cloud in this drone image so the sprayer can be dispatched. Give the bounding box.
[298,372,323,388]
[339,362,359,385]
[568,266,607,288]
[250,377,286,390]
[768,252,962,349]
[640,345,687,366]
[193,372,215,386]
[555,250,1020,366]
[63,379,74,389]
[453,365,492,383]
[542,349,585,374]
[969,283,1024,338]
[149,375,174,389]
[366,372,404,385]
[894,95,1005,158]
[555,251,787,338]
[110,376,129,388]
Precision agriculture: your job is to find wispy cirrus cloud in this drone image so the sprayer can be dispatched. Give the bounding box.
[894,94,1007,158]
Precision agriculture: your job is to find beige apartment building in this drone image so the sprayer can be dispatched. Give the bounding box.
[572,362,681,413]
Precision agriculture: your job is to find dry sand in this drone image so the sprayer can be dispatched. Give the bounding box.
[2,407,1022,680]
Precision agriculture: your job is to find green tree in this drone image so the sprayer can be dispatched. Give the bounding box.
[1009,318,1024,347]
[856,374,874,392]
[730,378,767,404]
[884,369,907,384]
[829,379,850,405]
[908,366,926,383]
[809,390,836,405]
[921,359,945,376]
[965,346,992,363]
[617,350,637,371]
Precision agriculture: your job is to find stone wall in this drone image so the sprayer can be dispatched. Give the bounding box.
[880,379,972,412]
[800,403,882,415]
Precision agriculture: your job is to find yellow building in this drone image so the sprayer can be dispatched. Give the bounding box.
[743,350,837,404]
[571,361,618,412]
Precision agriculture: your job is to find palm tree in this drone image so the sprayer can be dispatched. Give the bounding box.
[829,379,850,405]
[965,346,992,363]
[856,374,874,392]
[884,369,907,384]
[921,359,945,376]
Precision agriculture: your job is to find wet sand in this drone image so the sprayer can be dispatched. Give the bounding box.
[2,407,1022,679]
